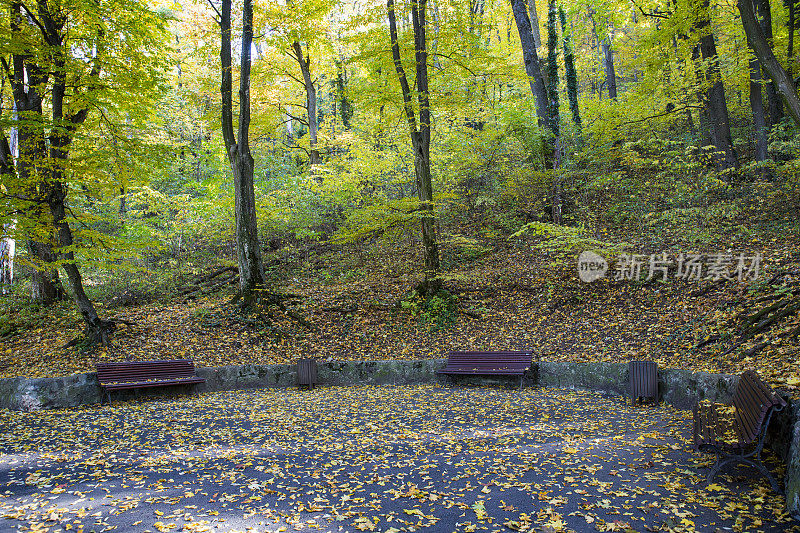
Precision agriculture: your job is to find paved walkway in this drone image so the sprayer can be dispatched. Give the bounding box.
[0,385,797,532]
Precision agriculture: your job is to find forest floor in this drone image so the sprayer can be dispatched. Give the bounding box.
[1,235,800,396]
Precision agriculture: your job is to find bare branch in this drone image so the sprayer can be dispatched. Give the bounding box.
[614,104,702,127]
[431,52,478,77]
[628,0,669,19]
[18,1,51,41]
[205,0,222,24]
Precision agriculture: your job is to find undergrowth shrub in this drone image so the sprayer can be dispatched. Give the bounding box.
[399,289,458,330]
[509,222,627,282]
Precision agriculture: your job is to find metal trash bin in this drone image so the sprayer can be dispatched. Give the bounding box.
[297,357,318,389]
[629,360,658,405]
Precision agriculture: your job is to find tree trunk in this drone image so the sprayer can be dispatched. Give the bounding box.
[524,0,542,49]
[334,58,353,129]
[749,53,769,161]
[696,0,738,170]
[755,0,783,125]
[786,0,795,75]
[431,0,442,69]
[230,148,265,301]
[685,104,698,138]
[49,181,114,343]
[692,45,713,145]
[588,30,600,97]
[412,0,440,294]
[221,0,267,306]
[119,187,126,216]
[602,39,617,99]
[588,9,616,100]
[546,0,561,223]
[28,241,65,303]
[559,5,581,128]
[510,0,549,129]
[388,0,441,295]
[739,0,800,127]
[291,41,320,165]
[0,232,14,295]
[546,0,559,138]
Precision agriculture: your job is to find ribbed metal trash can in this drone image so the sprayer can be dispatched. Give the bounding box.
[297,357,318,390]
[629,360,658,405]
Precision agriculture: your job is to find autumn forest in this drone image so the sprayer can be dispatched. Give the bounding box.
[1,0,800,389]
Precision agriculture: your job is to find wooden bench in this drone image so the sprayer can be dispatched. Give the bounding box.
[437,351,534,389]
[693,370,787,493]
[96,359,206,404]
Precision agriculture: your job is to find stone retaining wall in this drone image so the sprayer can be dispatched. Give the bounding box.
[0,359,447,411]
[0,358,797,517]
[537,362,740,409]
[0,360,745,411]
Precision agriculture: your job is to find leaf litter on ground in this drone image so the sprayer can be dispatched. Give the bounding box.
[0,385,797,532]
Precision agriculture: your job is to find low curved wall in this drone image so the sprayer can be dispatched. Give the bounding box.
[0,359,744,410]
[0,359,447,411]
[537,361,740,409]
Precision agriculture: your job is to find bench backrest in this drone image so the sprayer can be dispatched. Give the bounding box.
[96,359,199,385]
[732,370,786,445]
[445,351,532,370]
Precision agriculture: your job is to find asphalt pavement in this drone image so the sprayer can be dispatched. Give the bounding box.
[0,384,797,533]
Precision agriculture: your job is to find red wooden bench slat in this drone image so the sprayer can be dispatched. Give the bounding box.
[103,378,205,391]
[438,351,533,389]
[96,359,205,403]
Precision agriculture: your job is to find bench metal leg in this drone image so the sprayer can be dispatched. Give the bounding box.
[707,454,782,494]
[703,442,783,494]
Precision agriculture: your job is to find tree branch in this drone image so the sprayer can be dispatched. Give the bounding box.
[628,0,669,19]
[204,0,222,24]
[284,70,305,86]
[431,52,478,76]
[614,104,702,127]
[19,1,51,41]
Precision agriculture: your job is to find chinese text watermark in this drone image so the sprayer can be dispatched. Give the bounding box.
[578,252,761,283]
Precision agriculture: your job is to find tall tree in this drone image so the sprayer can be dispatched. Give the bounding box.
[334,58,353,129]
[524,0,542,48]
[588,8,617,100]
[546,0,559,138]
[694,0,738,170]
[602,37,617,100]
[559,5,581,128]
[739,0,800,127]
[510,0,549,128]
[748,48,769,161]
[290,41,321,165]
[547,0,562,224]
[218,0,268,306]
[387,0,441,295]
[0,0,167,342]
[786,0,795,75]
[1,3,64,305]
[755,0,782,125]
